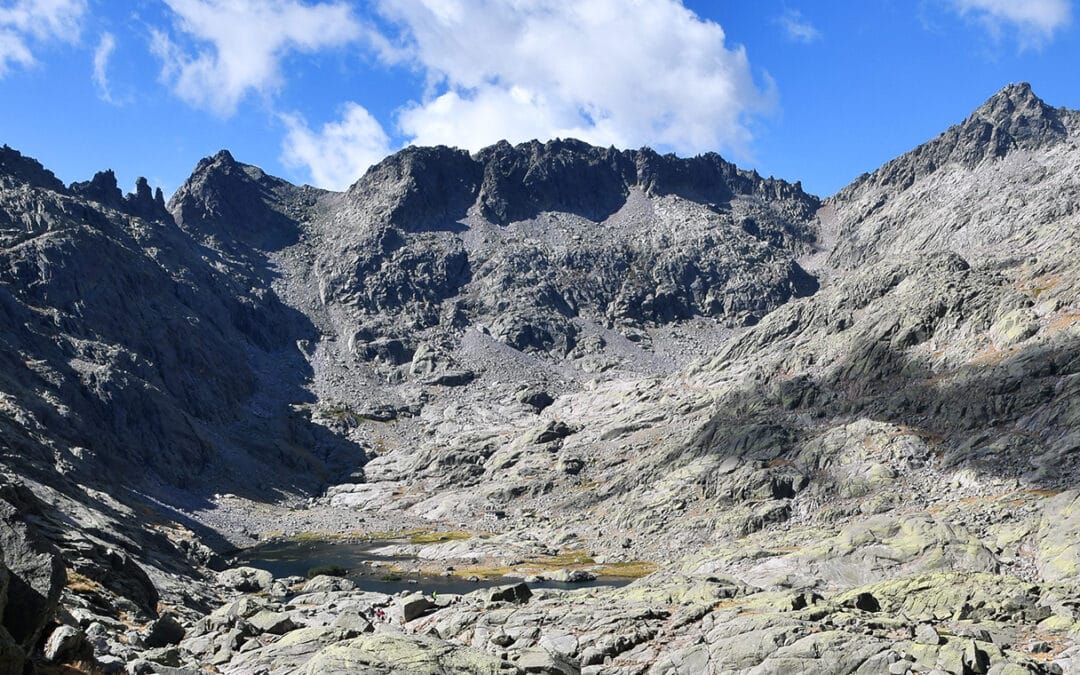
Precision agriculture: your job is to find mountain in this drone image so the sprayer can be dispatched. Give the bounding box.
[825,82,1080,269]
[0,84,1078,674]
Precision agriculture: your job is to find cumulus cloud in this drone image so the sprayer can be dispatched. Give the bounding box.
[276,0,775,190]
[152,0,364,115]
[0,0,86,76]
[92,32,116,103]
[281,103,392,190]
[950,0,1071,46]
[777,9,822,44]
[378,0,774,158]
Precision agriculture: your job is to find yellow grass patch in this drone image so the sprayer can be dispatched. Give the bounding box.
[65,570,102,594]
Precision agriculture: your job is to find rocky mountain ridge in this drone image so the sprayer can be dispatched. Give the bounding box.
[0,83,1078,674]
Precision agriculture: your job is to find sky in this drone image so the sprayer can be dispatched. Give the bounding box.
[0,0,1077,199]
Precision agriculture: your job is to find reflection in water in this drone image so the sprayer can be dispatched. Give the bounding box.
[233,539,632,596]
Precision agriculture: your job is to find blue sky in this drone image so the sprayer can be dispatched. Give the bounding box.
[1,0,1077,199]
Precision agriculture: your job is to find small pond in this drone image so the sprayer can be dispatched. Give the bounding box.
[232,538,633,596]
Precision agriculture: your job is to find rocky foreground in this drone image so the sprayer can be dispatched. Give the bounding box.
[66,563,1080,674]
[1,83,1079,673]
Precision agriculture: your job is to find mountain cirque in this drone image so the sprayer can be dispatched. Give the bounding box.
[0,82,1078,674]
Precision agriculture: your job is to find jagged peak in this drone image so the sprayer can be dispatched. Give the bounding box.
[171,150,297,210]
[205,148,238,167]
[966,82,1064,143]
[186,149,249,182]
[973,82,1042,117]
[169,150,305,250]
[983,81,1035,99]
[348,138,819,227]
[835,83,1070,200]
[124,177,170,221]
[0,144,66,192]
[70,169,124,208]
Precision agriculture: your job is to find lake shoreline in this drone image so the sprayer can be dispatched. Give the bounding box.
[232,536,638,596]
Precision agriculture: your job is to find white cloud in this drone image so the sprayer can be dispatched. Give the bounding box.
[281,103,392,190]
[950,0,1071,46]
[93,32,116,103]
[377,0,774,159]
[152,0,364,115]
[0,0,86,76]
[777,9,821,44]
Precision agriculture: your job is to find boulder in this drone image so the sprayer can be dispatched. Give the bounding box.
[301,575,356,593]
[0,483,66,653]
[331,610,373,634]
[518,647,580,675]
[396,593,435,623]
[421,369,476,387]
[1035,490,1080,582]
[517,388,554,411]
[248,610,297,635]
[486,582,533,604]
[549,569,596,583]
[915,623,942,646]
[144,613,186,648]
[217,566,273,592]
[204,596,269,630]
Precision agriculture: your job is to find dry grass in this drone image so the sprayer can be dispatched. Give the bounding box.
[445,549,661,580]
[1016,273,1063,299]
[1024,488,1063,498]
[450,564,516,579]
[1046,311,1080,334]
[407,530,471,544]
[539,549,595,566]
[968,343,1009,365]
[37,661,105,675]
[65,570,102,594]
[891,425,944,444]
[593,561,658,578]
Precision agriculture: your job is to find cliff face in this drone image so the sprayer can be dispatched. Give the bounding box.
[0,84,1079,674]
[0,145,359,497]
[318,136,820,337]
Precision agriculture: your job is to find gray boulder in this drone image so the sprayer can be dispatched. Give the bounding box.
[301,575,356,593]
[915,623,943,646]
[518,647,580,675]
[549,570,596,583]
[144,613,186,648]
[0,483,66,653]
[248,610,297,635]
[486,582,533,604]
[396,593,435,622]
[216,567,273,592]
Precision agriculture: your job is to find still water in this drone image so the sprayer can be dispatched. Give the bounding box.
[233,538,632,596]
